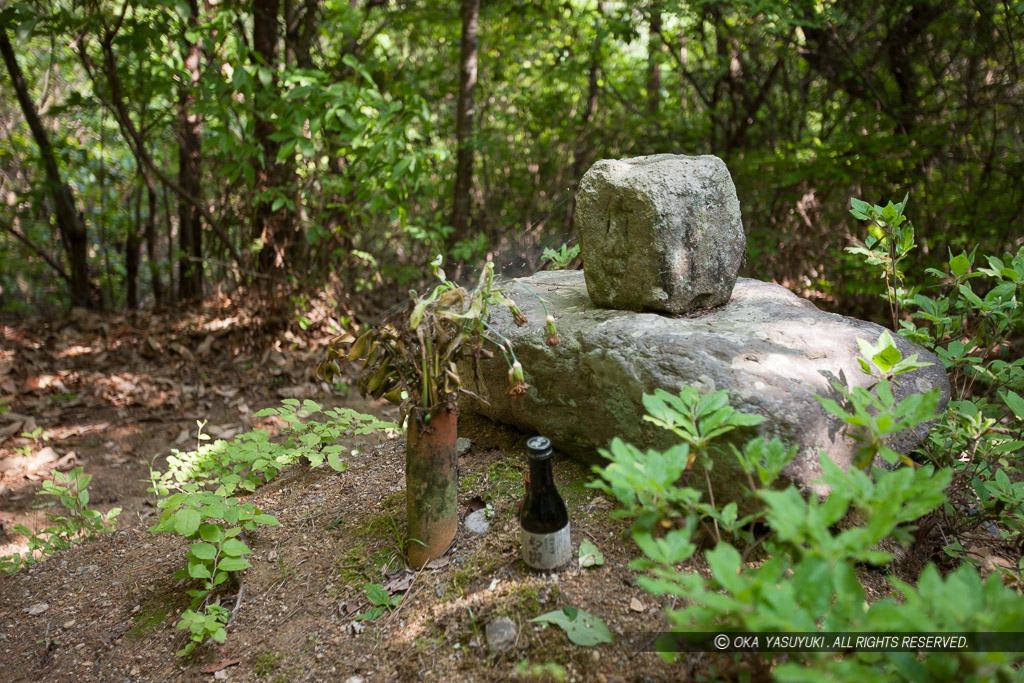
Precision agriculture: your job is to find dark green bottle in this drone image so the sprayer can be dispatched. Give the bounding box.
[519,436,571,570]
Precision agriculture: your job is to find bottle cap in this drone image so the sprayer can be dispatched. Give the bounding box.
[526,436,552,460]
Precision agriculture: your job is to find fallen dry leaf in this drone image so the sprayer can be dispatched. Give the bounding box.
[200,658,240,674]
[424,557,450,570]
[25,602,49,616]
[382,568,415,593]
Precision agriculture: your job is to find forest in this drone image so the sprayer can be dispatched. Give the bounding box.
[1,1,1024,681]
[1,0,1020,317]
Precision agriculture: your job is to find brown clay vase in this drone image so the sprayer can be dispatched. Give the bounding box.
[405,405,458,568]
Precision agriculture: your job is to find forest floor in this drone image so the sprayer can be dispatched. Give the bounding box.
[0,300,719,682]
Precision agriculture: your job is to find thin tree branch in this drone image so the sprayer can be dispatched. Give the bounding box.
[0,216,70,282]
[73,34,244,266]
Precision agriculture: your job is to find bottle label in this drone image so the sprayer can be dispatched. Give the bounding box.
[521,524,571,570]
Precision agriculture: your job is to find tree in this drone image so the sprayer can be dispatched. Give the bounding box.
[451,0,479,246]
[178,0,204,300]
[251,0,294,276]
[0,26,92,307]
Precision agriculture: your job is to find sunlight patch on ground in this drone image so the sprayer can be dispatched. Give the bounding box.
[54,345,95,359]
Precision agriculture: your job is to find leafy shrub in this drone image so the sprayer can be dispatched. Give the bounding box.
[150,400,395,498]
[848,196,1024,576]
[0,467,119,574]
[595,331,1024,680]
[146,399,394,657]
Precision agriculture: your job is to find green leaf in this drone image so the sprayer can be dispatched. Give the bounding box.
[327,452,347,472]
[216,557,251,572]
[220,537,252,557]
[949,252,971,278]
[198,523,225,543]
[174,508,201,537]
[705,544,744,595]
[578,539,604,568]
[365,583,389,607]
[1002,390,1024,420]
[188,542,217,561]
[530,607,614,646]
[354,606,385,621]
[187,559,212,579]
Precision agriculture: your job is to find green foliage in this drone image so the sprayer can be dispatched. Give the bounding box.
[149,487,279,657]
[529,606,613,647]
[541,243,579,270]
[144,398,392,657]
[853,330,933,384]
[598,380,1023,680]
[600,386,765,543]
[0,467,120,574]
[354,582,402,621]
[817,365,941,470]
[642,387,765,465]
[175,603,231,659]
[847,197,1024,573]
[3,0,1023,313]
[594,229,1024,678]
[151,402,395,498]
[847,195,917,328]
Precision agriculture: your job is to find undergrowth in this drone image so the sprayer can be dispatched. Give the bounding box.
[147,400,396,657]
[593,196,1024,681]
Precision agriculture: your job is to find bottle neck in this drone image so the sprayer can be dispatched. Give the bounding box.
[528,457,554,489]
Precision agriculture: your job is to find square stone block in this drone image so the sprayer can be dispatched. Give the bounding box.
[575,154,746,314]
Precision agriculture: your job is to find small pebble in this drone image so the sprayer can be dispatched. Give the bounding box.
[486,616,517,653]
[465,509,490,535]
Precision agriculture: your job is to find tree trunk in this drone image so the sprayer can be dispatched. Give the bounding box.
[252,0,292,276]
[283,0,319,272]
[126,184,141,310]
[647,1,662,117]
[451,0,480,245]
[0,28,93,308]
[145,178,164,306]
[565,1,605,232]
[178,0,204,300]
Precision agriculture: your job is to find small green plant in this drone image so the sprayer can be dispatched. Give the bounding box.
[15,425,47,457]
[817,334,941,470]
[847,195,1024,574]
[151,403,395,498]
[354,582,402,621]
[541,243,579,270]
[0,467,119,573]
[847,194,916,328]
[529,606,613,646]
[593,387,765,544]
[254,650,283,678]
[149,488,279,657]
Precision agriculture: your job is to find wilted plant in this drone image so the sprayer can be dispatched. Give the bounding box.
[318,255,554,415]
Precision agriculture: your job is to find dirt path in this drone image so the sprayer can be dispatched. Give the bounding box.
[0,310,700,681]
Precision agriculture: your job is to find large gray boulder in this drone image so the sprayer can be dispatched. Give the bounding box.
[461,270,949,504]
[575,154,745,314]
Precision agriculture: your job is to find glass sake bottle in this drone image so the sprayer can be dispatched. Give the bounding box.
[519,436,571,570]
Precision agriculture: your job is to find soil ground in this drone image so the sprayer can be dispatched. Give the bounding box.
[0,306,709,682]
